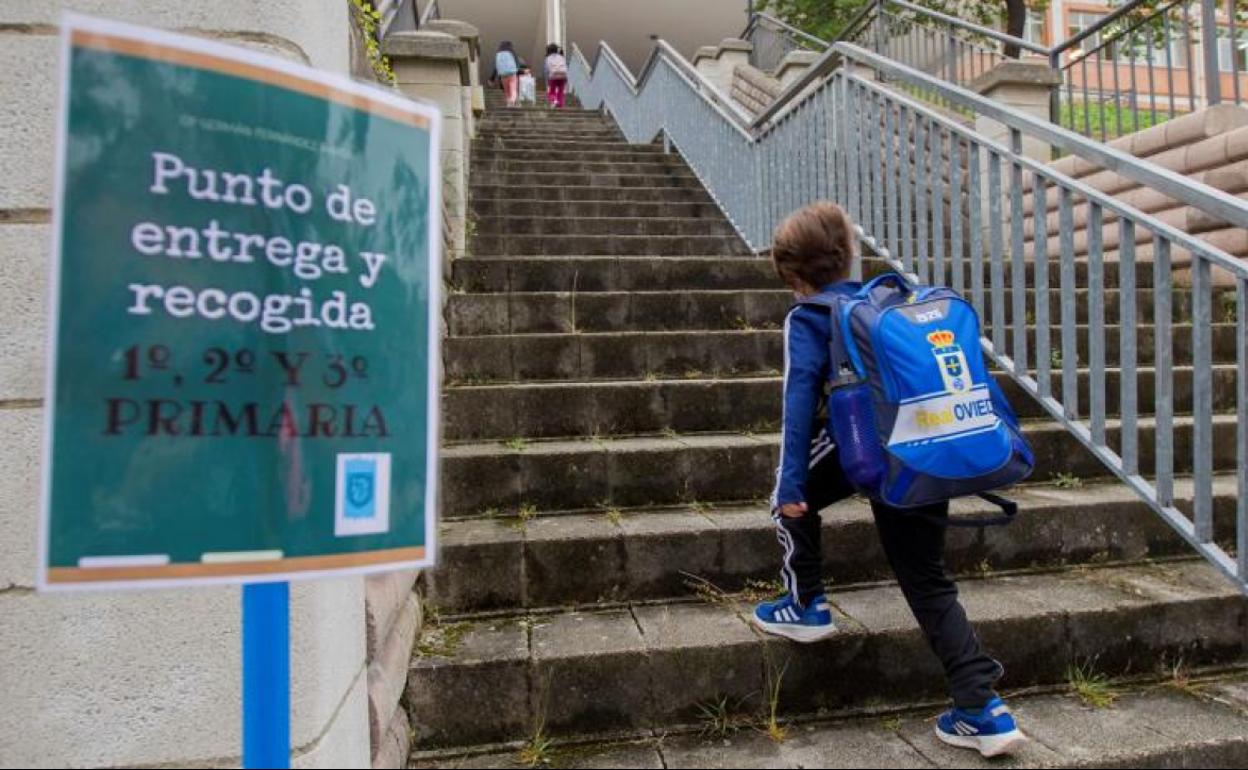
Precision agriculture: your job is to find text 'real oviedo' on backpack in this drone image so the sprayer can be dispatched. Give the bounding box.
[800,273,1035,526]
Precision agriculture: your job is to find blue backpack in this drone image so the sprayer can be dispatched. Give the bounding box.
[801,273,1034,525]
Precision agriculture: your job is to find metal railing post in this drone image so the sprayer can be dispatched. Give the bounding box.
[1200,0,1223,106]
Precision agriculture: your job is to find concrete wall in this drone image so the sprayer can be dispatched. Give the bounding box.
[0,3,370,768]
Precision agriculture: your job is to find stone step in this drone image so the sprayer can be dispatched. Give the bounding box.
[405,559,1244,748]
[467,185,714,205]
[445,288,1199,337]
[443,324,1236,384]
[410,674,1248,768]
[471,234,752,258]
[451,257,777,294]
[450,255,1173,294]
[446,289,787,336]
[476,115,609,126]
[428,475,1239,613]
[470,158,689,176]
[475,129,624,143]
[469,199,726,220]
[470,171,701,190]
[441,365,1237,441]
[471,216,737,239]
[439,416,1239,517]
[472,138,659,153]
[472,146,670,163]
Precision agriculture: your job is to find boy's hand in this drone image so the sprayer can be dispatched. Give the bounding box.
[778,502,808,518]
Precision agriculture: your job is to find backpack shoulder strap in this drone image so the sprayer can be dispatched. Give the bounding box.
[796,293,853,382]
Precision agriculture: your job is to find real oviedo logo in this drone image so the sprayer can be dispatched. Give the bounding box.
[926,330,971,394]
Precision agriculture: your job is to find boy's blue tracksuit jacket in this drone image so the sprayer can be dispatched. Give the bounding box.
[769,282,858,510]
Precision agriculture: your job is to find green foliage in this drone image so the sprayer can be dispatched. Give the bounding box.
[756,0,1044,48]
[1067,659,1117,708]
[1059,101,1163,140]
[351,0,396,85]
[1052,472,1083,489]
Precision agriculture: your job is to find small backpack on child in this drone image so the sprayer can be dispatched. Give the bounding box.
[801,273,1034,524]
[546,52,568,81]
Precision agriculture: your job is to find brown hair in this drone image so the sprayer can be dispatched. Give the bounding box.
[771,201,854,290]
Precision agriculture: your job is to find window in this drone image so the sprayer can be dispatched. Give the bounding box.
[1067,11,1106,55]
[1218,27,1248,72]
[1024,8,1046,46]
[1066,9,1185,66]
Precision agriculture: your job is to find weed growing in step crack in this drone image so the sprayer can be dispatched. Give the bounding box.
[740,579,785,603]
[504,437,529,452]
[881,715,903,732]
[415,605,469,659]
[1052,472,1083,490]
[518,675,556,767]
[687,500,714,516]
[760,649,790,743]
[696,694,751,738]
[1161,655,1203,696]
[1066,659,1117,708]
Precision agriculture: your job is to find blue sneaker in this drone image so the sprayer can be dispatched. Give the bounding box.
[750,593,837,642]
[935,697,1027,757]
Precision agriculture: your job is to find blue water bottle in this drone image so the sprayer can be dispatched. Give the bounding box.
[828,366,886,492]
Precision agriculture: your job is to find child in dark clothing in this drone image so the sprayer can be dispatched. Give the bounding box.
[751,201,1026,758]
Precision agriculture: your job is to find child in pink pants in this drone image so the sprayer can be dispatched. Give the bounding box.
[545,43,568,109]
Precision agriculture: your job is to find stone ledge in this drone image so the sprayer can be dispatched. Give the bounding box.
[968,60,1062,94]
[423,19,480,58]
[382,30,470,82]
[775,48,820,80]
[691,37,753,65]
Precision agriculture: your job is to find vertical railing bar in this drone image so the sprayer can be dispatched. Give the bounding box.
[900,105,915,276]
[1034,174,1051,399]
[848,83,862,235]
[1119,218,1139,476]
[968,141,984,317]
[1089,203,1106,446]
[1009,129,1027,377]
[885,99,899,260]
[949,135,964,295]
[1182,3,1197,112]
[932,125,946,286]
[1164,11,1178,120]
[1097,51,1108,143]
[1233,0,1243,105]
[1146,24,1158,124]
[915,117,930,283]
[1060,188,1079,420]
[1066,65,1077,131]
[988,149,1006,356]
[1128,28,1139,133]
[1081,55,1092,137]
[1192,256,1214,543]
[872,92,886,251]
[1154,237,1174,506]
[1237,275,1247,581]
[1112,40,1124,137]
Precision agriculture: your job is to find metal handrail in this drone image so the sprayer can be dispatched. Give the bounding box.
[1052,0,1161,57]
[743,11,832,51]
[419,0,440,27]
[887,0,1048,56]
[569,33,1248,592]
[837,42,1248,237]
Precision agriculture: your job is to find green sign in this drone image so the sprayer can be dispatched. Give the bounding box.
[39,16,442,590]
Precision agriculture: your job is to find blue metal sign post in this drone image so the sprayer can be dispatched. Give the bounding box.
[243,582,291,768]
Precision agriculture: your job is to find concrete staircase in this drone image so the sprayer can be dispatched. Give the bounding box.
[410,91,1248,767]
